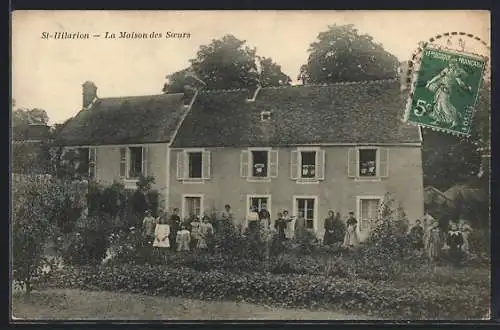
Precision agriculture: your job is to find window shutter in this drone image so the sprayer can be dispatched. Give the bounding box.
[290,150,298,180]
[202,150,211,179]
[240,150,249,178]
[378,148,389,177]
[141,146,149,177]
[316,149,325,180]
[88,147,97,179]
[119,147,127,178]
[176,151,185,180]
[347,148,358,178]
[269,150,278,178]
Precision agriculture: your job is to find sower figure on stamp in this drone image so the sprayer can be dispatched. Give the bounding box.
[425,61,472,128]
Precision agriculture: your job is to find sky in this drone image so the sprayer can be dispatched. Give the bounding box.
[12,10,490,124]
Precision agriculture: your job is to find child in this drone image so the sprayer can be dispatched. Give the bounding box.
[142,210,157,247]
[176,224,191,252]
[153,214,170,250]
[447,222,464,266]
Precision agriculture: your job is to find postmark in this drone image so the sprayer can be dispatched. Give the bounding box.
[403,33,489,136]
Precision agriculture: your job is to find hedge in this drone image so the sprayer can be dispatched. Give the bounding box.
[42,264,490,320]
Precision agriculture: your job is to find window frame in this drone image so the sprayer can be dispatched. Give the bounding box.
[187,151,203,179]
[292,195,319,232]
[260,111,272,121]
[246,194,272,217]
[356,195,383,237]
[247,147,273,182]
[293,147,324,183]
[178,148,211,183]
[119,146,147,181]
[127,146,144,180]
[181,194,204,220]
[352,146,386,181]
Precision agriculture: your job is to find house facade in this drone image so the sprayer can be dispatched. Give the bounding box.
[57,79,425,241]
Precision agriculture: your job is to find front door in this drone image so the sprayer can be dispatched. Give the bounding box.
[359,198,381,237]
[295,198,316,230]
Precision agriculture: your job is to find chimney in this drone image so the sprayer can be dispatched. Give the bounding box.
[82,81,98,109]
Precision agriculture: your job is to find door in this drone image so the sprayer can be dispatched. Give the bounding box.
[184,196,201,218]
[296,198,315,230]
[359,198,381,235]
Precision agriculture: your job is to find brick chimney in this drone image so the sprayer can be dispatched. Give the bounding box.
[82,81,97,109]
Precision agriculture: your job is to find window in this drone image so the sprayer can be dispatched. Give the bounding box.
[249,197,268,212]
[119,146,148,179]
[251,150,268,177]
[358,198,382,233]
[128,147,143,179]
[359,149,376,177]
[177,150,211,181]
[296,198,316,229]
[261,111,271,121]
[188,152,202,178]
[347,147,389,178]
[291,149,325,181]
[300,151,316,178]
[184,196,201,217]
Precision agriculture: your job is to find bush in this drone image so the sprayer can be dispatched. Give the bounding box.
[468,229,490,258]
[44,263,490,319]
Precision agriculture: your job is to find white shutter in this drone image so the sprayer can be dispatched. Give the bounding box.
[316,149,325,180]
[176,151,185,180]
[119,147,127,178]
[202,150,211,179]
[141,146,149,177]
[88,147,97,179]
[269,150,278,178]
[240,150,249,178]
[290,150,299,180]
[378,148,389,177]
[347,148,358,178]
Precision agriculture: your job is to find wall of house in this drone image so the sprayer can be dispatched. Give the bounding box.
[95,143,168,206]
[168,146,424,240]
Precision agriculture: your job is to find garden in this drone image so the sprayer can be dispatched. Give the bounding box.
[12,174,491,320]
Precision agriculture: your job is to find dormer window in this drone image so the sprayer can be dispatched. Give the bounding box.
[261,111,272,121]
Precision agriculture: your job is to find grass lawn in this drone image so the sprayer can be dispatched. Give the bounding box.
[12,288,378,320]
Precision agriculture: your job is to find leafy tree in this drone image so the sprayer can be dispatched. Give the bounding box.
[299,24,399,84]
[258,56,292,87]
[162,35,291,93]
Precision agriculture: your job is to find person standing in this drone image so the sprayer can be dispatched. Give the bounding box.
[342,212,359,248]
[425,220,442,262]
[282,210,295,240]
[459,219,473,256]
[153,213,170,256]
[332,212,346,244]
[246,205,260,236]
[274,212,288,242]
[259,203,271,227]
[447,222,464,266]
[409,219,425,254]
[142,210,157,247]
[168,208,181,251]
[198,216,214,250]
[323,210,336,246]
[176,224,191,252]
[294,210,307,241]
[220,204,234,233]
[190,216,201,251]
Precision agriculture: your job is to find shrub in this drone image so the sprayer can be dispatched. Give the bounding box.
[44,263,490,319]
[468,229,490,258]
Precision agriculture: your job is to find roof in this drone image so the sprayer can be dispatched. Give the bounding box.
[444,183,488,202]
[56,93,188,146]
[171,79,421,148]
[424,186,452,202]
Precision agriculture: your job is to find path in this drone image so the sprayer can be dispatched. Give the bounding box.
[12,288,378,320]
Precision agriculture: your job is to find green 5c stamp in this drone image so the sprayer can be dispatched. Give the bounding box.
[405,46,486,136]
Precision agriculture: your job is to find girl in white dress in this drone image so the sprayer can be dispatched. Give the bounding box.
[153,214,170,250]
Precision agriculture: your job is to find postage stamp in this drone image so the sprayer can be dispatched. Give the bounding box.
[405,46,486,136]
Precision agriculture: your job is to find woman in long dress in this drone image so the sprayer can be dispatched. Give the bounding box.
[425,221,442,261]
[342,212,359,248]
[425,61,471,129]
[153,214,170,255]
[198,216,214,250]
[323,210,336,246]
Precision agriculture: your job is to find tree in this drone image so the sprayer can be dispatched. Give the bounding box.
[258,56,292,87]
[162,35,291,93]
[299,24,399,84]
[12,108,49,140]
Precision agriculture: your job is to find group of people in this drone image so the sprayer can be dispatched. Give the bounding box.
[408,213,473,265]
[142,206,226,253]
